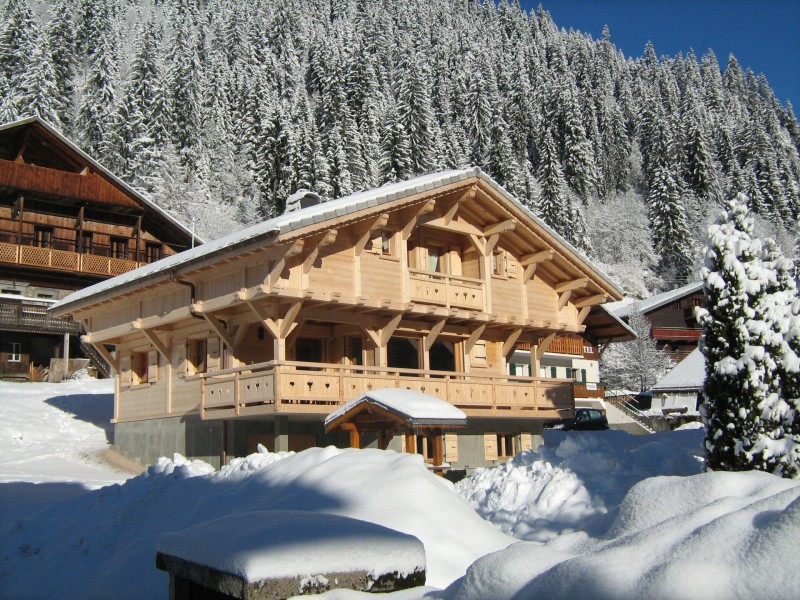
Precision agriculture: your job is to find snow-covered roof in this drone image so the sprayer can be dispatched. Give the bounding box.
[325,388,467,428]
[0,116,199,246]
[157,510,425,584]
[0,293,58,305]
[612,281,704,319]
[52,166,624,314]
[652,348,705,392]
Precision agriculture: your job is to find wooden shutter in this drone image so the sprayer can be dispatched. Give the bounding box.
[120,354,132,387]
[147,350,158,383]
[176,341,187,377]
[444,433,459,463]
[207,337,220,371]
[483,433,498,461]
[519,433,533,452]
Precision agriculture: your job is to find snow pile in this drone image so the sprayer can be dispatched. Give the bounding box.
[446,470,800,600]
[1,446,511,599]
[158,511,425,584]
[456,429,705,541]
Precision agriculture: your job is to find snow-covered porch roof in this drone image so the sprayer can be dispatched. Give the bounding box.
[325,388,467,431]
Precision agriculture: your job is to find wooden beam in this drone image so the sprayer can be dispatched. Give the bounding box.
[401,200,436,240]
[485,233,501,256]
[535,333,557,360]
[467,234,486,256]
[202,313,234,349]
[264,240,304,289]
[303,230,338,274]
[380,312,404,346]
[502,327,523,357]
[280,300,304,338]
[139,326,170,359]
[354,214,389,256]
[557,290,572,310]
[464,324,486,353]
[555,278,589,293]
[424,318,447,351]
[242,298,279,338]
[523,263,538,284]
[520,249,555,266]
[573,293,609,308]
[84,339,119,374]
[419,215,483,236]
[482,219,516,237]
[577,306,592,325]
[233,323,250,349]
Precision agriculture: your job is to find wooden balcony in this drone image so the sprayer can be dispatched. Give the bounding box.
[574,382,605,399]
[0,301,82,334]
[408,269,485,310]
[0,241,141,277]
[199,361,574,421]
[651,327,702,341]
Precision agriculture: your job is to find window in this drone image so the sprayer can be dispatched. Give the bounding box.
[492,251,506,276]
[8,342,21,362]
[427,247,444,273]
[145,243,162,263]
[496,434,516,459]
[111,237,128,259]
[186,339,207,375]
[34,227,53,249]
[367,230,393,256]
[550,366,557,378]
[566,367,574,379]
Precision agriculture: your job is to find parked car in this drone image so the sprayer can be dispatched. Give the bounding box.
[545,408,609,431]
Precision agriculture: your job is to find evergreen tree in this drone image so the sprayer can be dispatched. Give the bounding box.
[697,194,800,477]
[648,164,695,286]
[536,129,571,237]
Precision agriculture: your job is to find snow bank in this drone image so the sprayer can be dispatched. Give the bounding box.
[1,447,511,599]
[456,429,705,541]
[445,471,800,600]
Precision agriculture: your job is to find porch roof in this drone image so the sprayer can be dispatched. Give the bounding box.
[325,388,467,431]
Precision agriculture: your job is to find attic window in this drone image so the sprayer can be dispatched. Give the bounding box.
[366,230,394,256]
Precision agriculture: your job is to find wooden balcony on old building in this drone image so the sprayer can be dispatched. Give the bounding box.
[0,241,142,277]
[0,300,82,334]
[192,361,576,423]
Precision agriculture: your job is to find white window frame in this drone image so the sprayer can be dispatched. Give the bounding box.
[9,342,21,362]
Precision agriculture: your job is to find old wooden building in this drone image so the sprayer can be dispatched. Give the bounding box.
[0,117,196,378]
[53,167,625,468]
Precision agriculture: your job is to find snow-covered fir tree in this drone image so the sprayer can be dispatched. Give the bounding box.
[697,194,800,478]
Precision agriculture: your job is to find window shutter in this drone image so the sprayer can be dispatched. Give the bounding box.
[445,433,459,463]
[147,350,158,383]
[519,433,533,452]
[120,354,132,387]
[207,337,220,371]
[177,342,187,377]
[483,433,498,461]
[550,366,557,378]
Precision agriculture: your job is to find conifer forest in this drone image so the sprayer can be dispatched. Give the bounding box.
[2,0,799,296]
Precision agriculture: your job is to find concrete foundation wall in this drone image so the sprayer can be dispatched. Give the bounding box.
[114,415,546,471]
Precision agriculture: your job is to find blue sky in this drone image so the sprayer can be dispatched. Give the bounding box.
[520,0,800,108]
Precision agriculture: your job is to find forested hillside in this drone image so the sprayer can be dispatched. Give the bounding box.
[2,0,798,295]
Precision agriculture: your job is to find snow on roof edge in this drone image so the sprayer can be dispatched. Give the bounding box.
[652,348,705,391]
[326,388,467,428]
[613,281,704,319]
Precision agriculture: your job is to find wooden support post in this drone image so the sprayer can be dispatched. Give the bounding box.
[62,333,70,381]
[405,429,415,454]
[432,430,444,475]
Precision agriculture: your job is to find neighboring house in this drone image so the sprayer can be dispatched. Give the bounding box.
[650,347,704,414]
[611,281,705,361]
[0,116,197,379]
[52,167,625,470]
[508,304,636,412]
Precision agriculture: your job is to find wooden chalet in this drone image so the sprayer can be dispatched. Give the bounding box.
[0,116,196,378]
[611,281,705,361]
[52,167,624,469]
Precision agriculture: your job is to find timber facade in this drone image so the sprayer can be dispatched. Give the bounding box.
[0,117,196,379]
[54,168,624,469]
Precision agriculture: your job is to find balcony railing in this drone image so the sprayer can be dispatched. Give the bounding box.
[0,301,82,334]
[651,327,702,341]
[198,360,574,421]
[574,382,606,399]
[0,241,141,277]
[408,269,485,310]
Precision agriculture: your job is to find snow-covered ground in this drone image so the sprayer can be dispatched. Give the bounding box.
[1,381,799,599]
